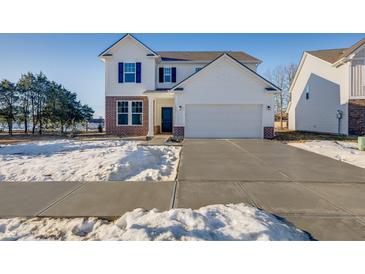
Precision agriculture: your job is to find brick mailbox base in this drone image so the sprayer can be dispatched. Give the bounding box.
[263,127,275,139]
[173,126,185,140]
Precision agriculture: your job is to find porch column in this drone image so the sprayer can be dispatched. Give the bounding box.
[147,96,154,137]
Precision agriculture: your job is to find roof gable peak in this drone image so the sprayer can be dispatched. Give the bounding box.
[98,33,158,58]
[171,53,279,92]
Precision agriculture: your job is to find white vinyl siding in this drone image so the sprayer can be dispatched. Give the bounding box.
[351,59,365,98]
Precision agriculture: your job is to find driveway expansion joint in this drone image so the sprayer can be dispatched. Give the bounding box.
[236,182,260,208]
[35,182,91,217]
[296,181,365,226]
[170,180,178,209]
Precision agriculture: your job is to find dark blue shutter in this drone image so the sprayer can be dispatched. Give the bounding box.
[136,62,141,83]
[159,67,164,83]
[172,67,176,83]
[118,62,124,83]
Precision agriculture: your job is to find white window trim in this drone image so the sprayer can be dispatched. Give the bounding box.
[124,62,136,83]
[116,100,143,126]
[164,67,172,83]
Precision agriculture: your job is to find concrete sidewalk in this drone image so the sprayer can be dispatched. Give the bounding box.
[0,181,176,218]
[0,180,364,240]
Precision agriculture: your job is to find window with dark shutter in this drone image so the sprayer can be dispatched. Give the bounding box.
[136,62,142,83]
[159,67,164,83]
[172,67,176,83]
[118,62,124,83]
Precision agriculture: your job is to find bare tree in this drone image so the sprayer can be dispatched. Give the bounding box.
[267,63,298,129]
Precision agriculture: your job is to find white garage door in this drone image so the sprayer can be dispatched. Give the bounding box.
[185,104,263,138]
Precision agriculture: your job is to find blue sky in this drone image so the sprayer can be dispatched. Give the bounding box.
[0,33,364,117]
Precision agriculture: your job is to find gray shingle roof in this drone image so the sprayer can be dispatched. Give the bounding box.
[157,51,261,63]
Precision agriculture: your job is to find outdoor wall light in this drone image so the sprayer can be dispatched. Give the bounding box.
[178,105,182,110]
[266,105,271,111]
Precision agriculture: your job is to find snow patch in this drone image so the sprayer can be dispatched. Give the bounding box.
[288,140,365,169]
[0,203,310,241]
[0,140,180,182]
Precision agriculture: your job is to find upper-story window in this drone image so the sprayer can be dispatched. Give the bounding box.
[159,67,176,83]
[124,63,136,83]
[164,68,172,82]
[118,62,141,83]
[305,84,310,100]
[195,67,203,72]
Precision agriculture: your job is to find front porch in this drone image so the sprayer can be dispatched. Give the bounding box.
[145,90,176,137]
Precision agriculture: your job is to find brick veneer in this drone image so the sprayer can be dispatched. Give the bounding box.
[348,99,365,136]
[154,125,161,135]
[173,126,184,139]
[263,127,275,139]
[105,96,149,136]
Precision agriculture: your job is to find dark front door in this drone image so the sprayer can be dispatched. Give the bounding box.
[161,107,173,133]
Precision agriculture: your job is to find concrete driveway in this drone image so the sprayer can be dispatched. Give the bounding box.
[175,139,365,240]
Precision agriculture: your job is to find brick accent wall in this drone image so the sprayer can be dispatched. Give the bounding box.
[348,99,365,136]
[173,126,184,140]
[263,127,275,139]
[154,125,161,135]
[105,96,149,136]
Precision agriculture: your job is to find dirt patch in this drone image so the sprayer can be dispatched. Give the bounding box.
[275,130,358,143]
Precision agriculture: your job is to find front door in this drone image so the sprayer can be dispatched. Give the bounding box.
[161,107,173,133]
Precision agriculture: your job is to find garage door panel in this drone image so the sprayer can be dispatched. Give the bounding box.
[185,104,262,138]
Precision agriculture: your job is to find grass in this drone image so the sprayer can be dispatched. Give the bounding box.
[0,132,146,145]
[274,130,358,142]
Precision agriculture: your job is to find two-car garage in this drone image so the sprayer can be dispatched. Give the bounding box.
[171,54,278,139]
[184,104,263,138]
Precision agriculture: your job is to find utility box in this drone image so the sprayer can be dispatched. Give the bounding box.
[359,137,365,151]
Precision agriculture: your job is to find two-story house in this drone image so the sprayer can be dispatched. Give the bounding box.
[99,34,279,139]
[288,37,365,136]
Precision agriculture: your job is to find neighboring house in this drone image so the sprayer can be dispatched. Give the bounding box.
[288,38,365,136]
[99,34,279,139]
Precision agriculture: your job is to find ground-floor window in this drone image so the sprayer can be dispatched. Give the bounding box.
[132,101,143,125]
[117,100,143,125]
[117,101,128,125]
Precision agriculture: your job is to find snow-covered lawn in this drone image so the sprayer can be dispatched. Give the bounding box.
[288,140,365,169]
[0,140,180,182]
[0,203,310,241]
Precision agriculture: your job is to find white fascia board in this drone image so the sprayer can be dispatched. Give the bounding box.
[171,54,279,92]
[289,52,308,93]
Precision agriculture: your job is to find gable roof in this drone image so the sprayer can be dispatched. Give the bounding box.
[98,34,261,63]
[98,34,158,57]
[306,48,347,64]
[158,51,261,63]
[306,37,365,64]
[171,53,280,92]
